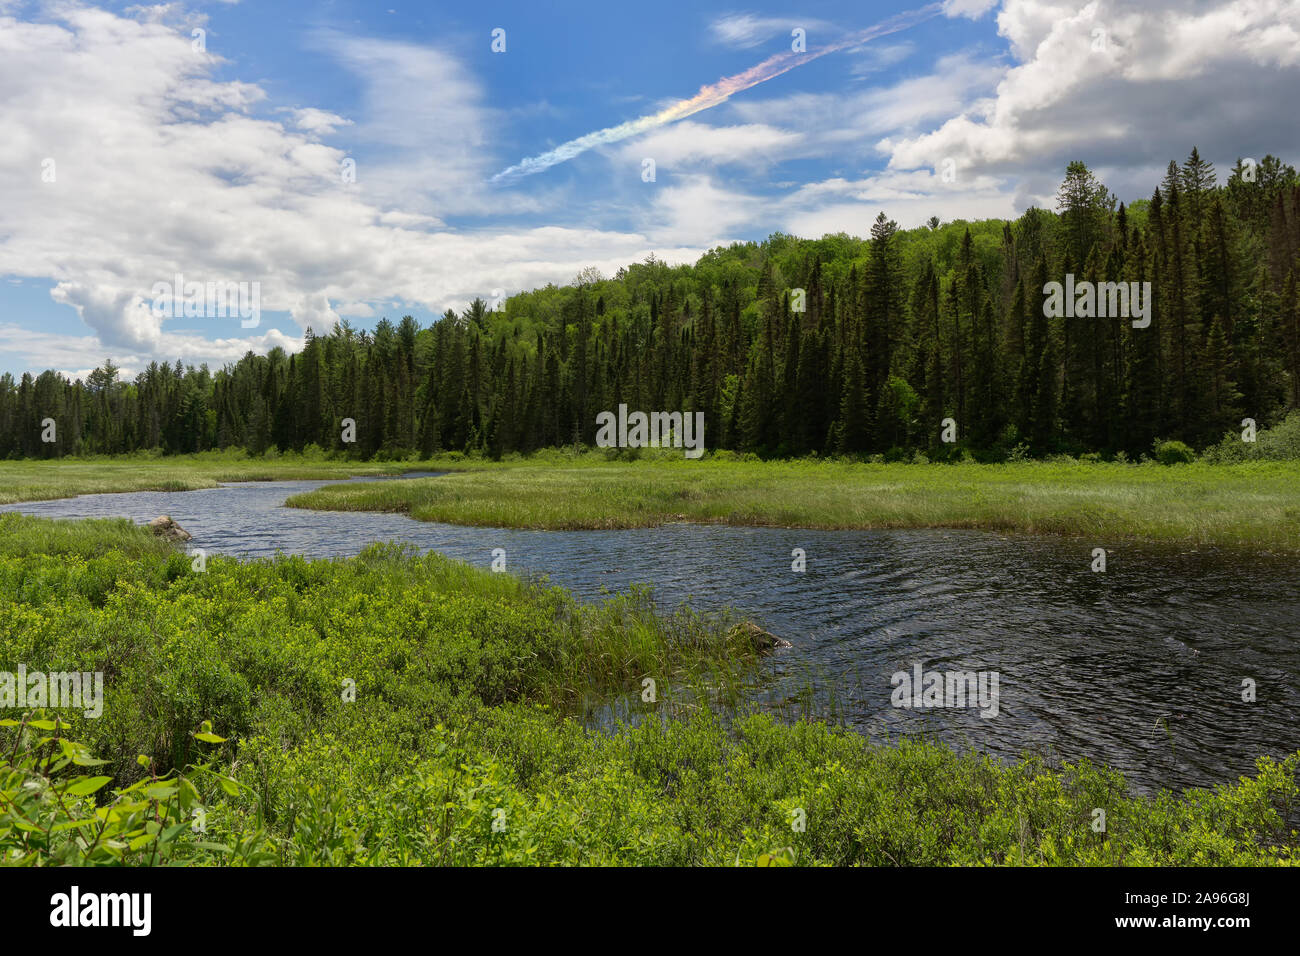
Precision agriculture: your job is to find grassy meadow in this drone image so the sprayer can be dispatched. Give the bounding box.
[286,453,1300,551]
[0,451,414,505]
[2,512,1297,866]
[2,449,1299,551]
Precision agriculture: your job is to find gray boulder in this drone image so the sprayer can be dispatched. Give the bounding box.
[146,515,192,542]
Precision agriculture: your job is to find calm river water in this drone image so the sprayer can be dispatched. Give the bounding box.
[5,474,1298,793]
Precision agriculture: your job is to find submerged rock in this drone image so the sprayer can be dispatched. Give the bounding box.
[730,621,792,653]
[146,515,192,542]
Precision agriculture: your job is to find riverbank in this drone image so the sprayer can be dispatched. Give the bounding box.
[286,454,1300,552]
[2,514,1296,866]
[2,451,1298,551]
[0,453,413,504]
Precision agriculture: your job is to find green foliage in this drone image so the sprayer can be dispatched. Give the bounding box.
[0,713,258,865]
[4,150,1299,462]
[0,513,172,560]
[2,517,1298,866]
[1154,440,1197,465]
[1202,410,1300,462]
[281,456,1300,551]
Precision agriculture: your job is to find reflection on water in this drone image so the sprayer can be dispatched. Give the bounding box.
[6,474,1299,793]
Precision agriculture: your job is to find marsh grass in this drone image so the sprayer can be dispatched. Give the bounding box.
[0,519,760,762]
[284,455,1300,551]
[342,544,758,712]
[5,451,1298,550]
[0,512,172,560]
[0,450,413,504]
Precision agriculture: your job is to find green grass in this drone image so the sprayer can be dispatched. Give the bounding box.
[0,512,172,560]
[0,449,414,505]
[5,450,1298,551]
[2,516,1297,866]
[285,453,1300,551]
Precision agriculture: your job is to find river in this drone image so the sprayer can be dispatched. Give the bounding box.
[5,473,1298,794]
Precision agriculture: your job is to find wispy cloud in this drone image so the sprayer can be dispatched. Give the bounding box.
[708,12,834,49]
[0,6,712,370]
[489,3,944,183]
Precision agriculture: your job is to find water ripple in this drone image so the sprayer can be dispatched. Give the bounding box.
[5,475,1298,793]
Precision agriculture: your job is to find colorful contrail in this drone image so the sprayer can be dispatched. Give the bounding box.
[489,3,944,184]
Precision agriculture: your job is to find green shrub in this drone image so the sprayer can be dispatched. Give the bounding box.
[0,715,264,865]
[3,516,1298,866]
[1202,411,1300,463]
[1154,439,1196,465]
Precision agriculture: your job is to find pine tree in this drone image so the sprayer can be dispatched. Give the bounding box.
[837,342,869,455]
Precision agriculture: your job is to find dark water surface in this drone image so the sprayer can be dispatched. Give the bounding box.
[6,474,1299,793]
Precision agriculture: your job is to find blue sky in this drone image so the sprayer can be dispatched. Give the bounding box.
[2,0,1298,378]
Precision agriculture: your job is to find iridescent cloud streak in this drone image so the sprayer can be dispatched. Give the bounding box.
[490,3,943,184]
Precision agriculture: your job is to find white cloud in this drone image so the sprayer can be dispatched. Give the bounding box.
[0,4,711,372]
[730,52,1004,148]
[289,107,352,136]
[640,175,759,246]
[943,0,1003,18]
[711,1,1300,229]
[307,28,499,217]
[615,121,805,171]
[708,13,834,49]
[0,321,304,383]
[887,0,1300,212]
[847,41,917,75]
[780,169,1018,234]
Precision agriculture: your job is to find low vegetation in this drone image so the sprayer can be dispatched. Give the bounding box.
[2,515,1296,866]
[0,450,411,505]
[3,446,1299,552]
[286,454,1300,551]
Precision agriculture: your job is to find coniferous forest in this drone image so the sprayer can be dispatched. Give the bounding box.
[3,150,1299,461]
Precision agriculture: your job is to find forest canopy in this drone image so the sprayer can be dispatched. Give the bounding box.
[3,149,1298,462]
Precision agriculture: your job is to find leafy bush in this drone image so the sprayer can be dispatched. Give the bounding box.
[1202,411,1300,463]
[3,517,1298,866]
[1154,439,1196,465]
[0,716,261,865]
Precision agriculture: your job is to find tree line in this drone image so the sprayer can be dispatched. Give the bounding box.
[2,149,1298,461]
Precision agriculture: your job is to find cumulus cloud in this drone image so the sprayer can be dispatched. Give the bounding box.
[0,4,709,372]
[289,108,353,136]
[0,321,305,382]
[639,174,761,245]
[886,0,1300,208]
[4,0,1299,378]
[723,0,1300,230]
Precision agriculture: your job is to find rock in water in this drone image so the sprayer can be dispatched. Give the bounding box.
[729,621,792,653]
[146,515,192,542]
